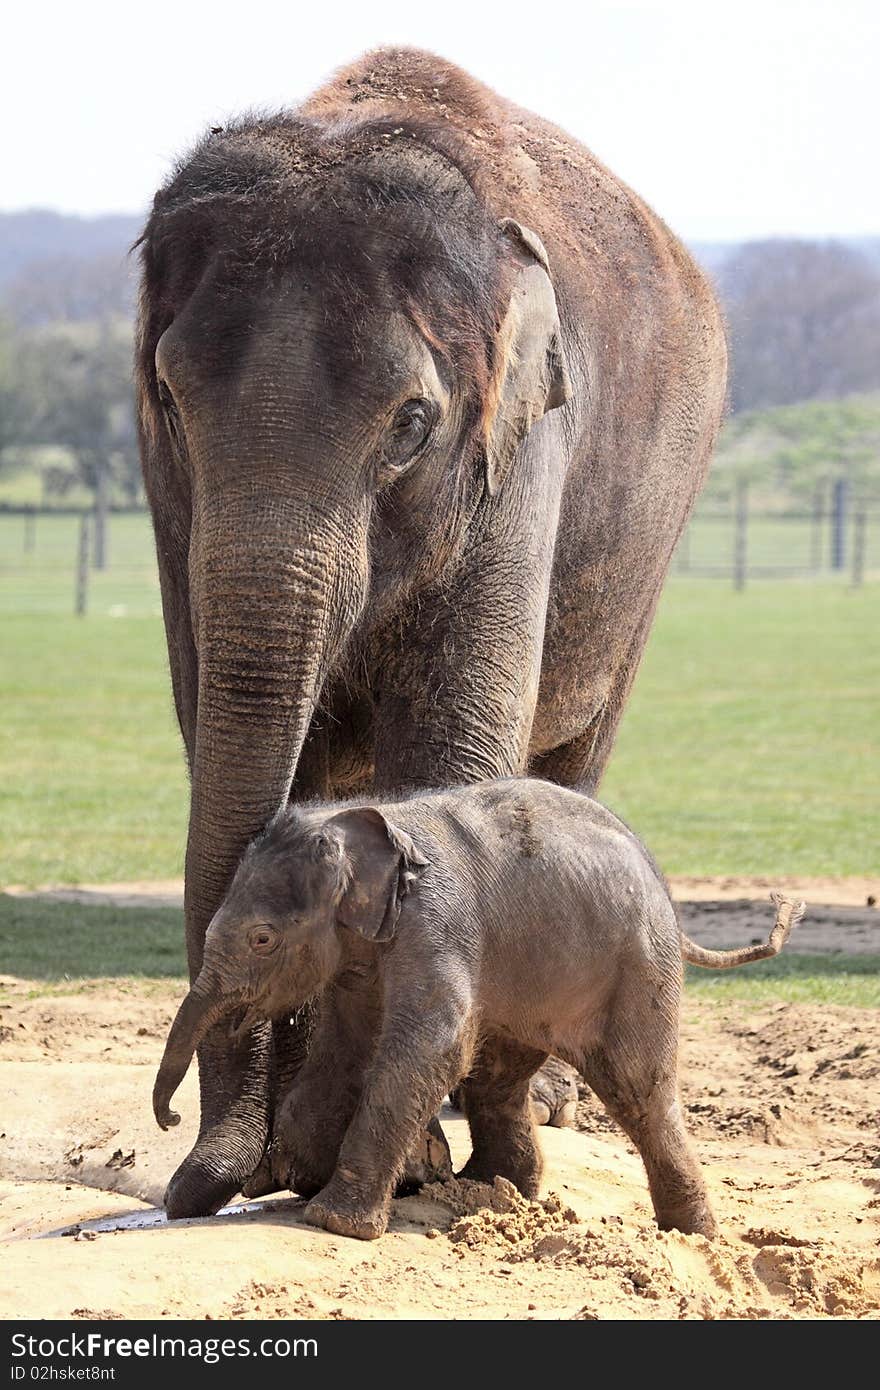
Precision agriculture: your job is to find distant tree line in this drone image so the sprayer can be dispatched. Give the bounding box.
[0,314,139,506]
[721,240,880,411]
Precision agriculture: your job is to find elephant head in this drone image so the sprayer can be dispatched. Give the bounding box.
[153,806,429,1130]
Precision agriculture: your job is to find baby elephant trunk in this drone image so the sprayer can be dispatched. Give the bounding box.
[153,977,238,1130]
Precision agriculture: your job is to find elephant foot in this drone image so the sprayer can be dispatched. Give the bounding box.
[165,1137,260,1219]
[454,1156,537,1199]
[656,1199,717,1240]
[240,1149,279,1200]
[395,1115,453,1195]
[451,1058,578,1128]
[305,1185,388,1241]
[457,1124,543,1198]
[528,1056,578,1128]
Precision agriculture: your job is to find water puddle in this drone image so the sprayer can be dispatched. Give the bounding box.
[40,1196,306,1239]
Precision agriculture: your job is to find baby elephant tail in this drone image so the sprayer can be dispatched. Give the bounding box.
[680,892,806,970]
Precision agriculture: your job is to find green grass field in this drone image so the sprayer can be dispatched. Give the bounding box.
[602,580,879,875]
[1,513,878,887]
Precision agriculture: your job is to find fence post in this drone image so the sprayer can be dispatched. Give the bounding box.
[733,477,748,591]
[75,514,90,616]
[810,482,824,573]
[831,477,849,570]
[93,467,108,571]
[851,500,866,589]
[24,508,36,553]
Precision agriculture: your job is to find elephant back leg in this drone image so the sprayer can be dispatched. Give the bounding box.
[577,971,716,1238]
[457,1034,548,1198]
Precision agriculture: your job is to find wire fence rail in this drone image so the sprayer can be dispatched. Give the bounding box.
[1,489,878,618]
[0,508,160,617]
[677,481,879,588]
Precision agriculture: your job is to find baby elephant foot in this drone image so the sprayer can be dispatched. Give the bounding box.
[458,1145,542,1199]
[304,1182,388,1242]
[657,1199,717,1241]
[529,1057,578,1128]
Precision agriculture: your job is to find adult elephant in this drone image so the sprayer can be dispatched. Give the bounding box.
[136,48,726,1218]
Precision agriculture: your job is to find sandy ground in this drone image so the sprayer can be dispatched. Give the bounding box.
[1,958,878,1320]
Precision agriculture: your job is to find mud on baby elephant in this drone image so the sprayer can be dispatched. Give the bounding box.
[153,778,804,1241]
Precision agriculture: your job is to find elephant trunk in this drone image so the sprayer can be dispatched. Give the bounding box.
[184,488,369,977]
[162,471,369,1213]
[153,974,237,1130]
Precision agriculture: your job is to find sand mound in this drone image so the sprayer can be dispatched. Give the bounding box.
[422,1175,579,1249]
[417,1174,880,1320]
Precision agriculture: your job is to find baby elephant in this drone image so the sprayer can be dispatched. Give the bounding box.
[154,779,803,1241]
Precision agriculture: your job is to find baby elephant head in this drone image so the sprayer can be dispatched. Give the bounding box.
[152,806,428,1130]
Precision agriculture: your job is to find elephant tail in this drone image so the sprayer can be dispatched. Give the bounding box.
[680,892,805,970]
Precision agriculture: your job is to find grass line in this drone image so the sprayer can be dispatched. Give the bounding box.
[0,897,877,1007]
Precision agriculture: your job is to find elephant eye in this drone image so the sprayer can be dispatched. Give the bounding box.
[381,398,435,474]
[248,924,280,955]
[157,378,186,457]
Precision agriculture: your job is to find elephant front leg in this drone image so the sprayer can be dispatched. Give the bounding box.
[270,1075,452,1203]
[264,984,378,1197]
[270,1046,364,1198]
[305,1000,471,1240]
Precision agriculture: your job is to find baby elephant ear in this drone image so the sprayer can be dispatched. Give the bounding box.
[324,807,429,942]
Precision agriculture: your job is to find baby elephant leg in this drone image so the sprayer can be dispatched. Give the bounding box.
[268,992,451,1200]
[458,1036,548,1198]
[580,981,716,1238]
[270,1048,362,1198]
[267,994,374,1198]
[305,996,472,1240]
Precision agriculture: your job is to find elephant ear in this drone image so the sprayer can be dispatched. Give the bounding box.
[483,219,572,496]
[325,808,429,942]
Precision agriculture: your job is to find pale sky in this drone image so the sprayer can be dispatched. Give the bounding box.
[3,0,878,241]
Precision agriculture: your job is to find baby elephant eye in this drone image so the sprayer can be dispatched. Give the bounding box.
[248,924,280,956]
[381,398,435,474]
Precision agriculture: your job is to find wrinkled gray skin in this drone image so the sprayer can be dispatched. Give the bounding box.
[137,47,727,1218]
[155,780,794,1241]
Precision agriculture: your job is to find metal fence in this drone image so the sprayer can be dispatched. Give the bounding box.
[1,489,878,619]
[676,481,879,588]
[0,507,160,617]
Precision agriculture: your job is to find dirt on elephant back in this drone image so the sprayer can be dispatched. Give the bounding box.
[1,960,878,1321]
